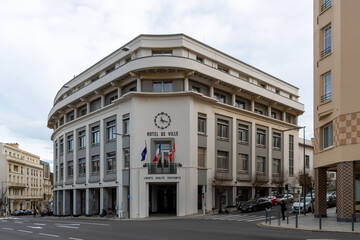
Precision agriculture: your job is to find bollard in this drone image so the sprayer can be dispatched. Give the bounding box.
[319,214,322,230]
[278,212,281,226]
[287,210,289,224]
[352,213,354,232]
[269,209,272,225]
[295,213,298,228]
[265,210,268,224]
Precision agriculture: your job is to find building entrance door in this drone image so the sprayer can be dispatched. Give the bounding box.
[149,183,177,215]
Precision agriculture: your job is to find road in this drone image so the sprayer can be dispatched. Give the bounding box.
[0,208,355,240]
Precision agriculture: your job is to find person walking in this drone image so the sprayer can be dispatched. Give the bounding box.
[280,200,286,220]
[33,208,37,218]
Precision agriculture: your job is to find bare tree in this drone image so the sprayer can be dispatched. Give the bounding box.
[296,170,315,213]
[272,171,288,195]
[252,173,268,198]
[212,179,232,213]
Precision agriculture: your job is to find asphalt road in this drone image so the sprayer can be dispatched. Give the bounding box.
[0,210,356,240]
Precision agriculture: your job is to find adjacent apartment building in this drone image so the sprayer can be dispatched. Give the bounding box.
[41,160,53,209]
[314,0,360,222]
[0,143,44,213]
[48,34,305,218]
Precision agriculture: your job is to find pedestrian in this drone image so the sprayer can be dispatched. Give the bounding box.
[280,200,286,220]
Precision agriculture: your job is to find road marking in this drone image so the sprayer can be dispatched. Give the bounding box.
[1,220,8,222]
[69,238,84,240]
[39,233,60,238]
[66,221,109,226]
[34,223,46,226]
[27,226,43,229]
[56,225,79,229]
[18,230,33,233]
[2,227,14,230]
[55,223,80,226]
[15,221,24,224]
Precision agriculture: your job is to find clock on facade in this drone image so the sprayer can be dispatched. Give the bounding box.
[154,112,171,129]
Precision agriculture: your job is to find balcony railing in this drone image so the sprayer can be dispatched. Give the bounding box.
[321,46,331,57]
[215,171,233,180]
[321,92,331,103]
[321,0,331,12]
[147,163,178,174]
[8,182,27,188]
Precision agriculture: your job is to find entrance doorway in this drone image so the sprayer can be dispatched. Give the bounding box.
[149,183,177,215]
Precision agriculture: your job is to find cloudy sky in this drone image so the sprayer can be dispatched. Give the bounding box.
[0,0,313,170]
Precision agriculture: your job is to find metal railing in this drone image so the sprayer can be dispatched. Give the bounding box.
[147,163,177,174]
[321,0,331,12]
[321,46,331,57]
[321,92,331,103]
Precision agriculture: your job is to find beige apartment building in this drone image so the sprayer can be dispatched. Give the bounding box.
[41,160,53,209]
[314,0,360,222]
[0,143,44,213]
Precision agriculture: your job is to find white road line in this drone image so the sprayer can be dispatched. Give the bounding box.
[39,233,60,238]
[14,221,24,224]
[34,223,46,226]
[27,226,43,229]
[56,225,79,229]
[2,227,14,230]
[18,230,33,233]
[69,237,84,240]
[67,221,109,226]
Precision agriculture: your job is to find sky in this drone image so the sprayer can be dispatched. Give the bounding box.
[0,0,313,171]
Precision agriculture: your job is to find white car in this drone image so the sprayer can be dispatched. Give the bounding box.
[291,197,313,213]
[276,194,294,203]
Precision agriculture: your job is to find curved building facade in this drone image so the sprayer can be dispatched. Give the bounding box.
[48,34,304,218]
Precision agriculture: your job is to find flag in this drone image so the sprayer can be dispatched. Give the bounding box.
[168,143,175,162]
[141,143,147,161]
[152,143,161,162]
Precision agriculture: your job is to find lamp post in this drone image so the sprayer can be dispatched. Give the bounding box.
[282,126,306,216]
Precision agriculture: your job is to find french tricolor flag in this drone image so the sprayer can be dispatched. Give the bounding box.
[152,143,161,162]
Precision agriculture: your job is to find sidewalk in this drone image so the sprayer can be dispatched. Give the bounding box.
[260,207,360,233]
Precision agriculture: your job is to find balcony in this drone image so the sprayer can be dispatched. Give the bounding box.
[321,0,331,12]
[147,163,178,174]
[321,46,331,58]
[8,182,27,188]
[215,170,233,180]
[321,92,331,103]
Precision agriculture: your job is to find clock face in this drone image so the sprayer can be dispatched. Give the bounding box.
[154,112,171,129]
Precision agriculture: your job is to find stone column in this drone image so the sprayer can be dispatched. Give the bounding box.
[62,189,66,216]
[314,167,327,218]
[85,188,90,216]
[251,100,255,112]
[100,187,104,213]
[210,86,214,98]
[73,189,77,216]
[184,77,189,91]
[337,161,355,222]
[137,78,141,92]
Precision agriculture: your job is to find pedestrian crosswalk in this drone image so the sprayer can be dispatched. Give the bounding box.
[191,213,276,222]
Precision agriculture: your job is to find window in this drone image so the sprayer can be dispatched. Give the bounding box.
[271,112,276,119]
[67,160,73,177]
[272,158,281,174]
[322,72,331,102]
[322,25,331,57]
[123,115,130,135]
[196,56,203,63]
[289,135,294,176]
[218,65,229,73]
[192,86,201,93]
[77,105,87,117]
[106,152,116,173]
[67,135,74,151]
[216,151,229,171]
[237,154,249,173]
[256,156,265,174]
[59,138,64,155]
[55,141,58,157]
[238,125,248,143]
[79,130,86,148]
[106,120,116,141]
[323,122,333,149]
[256,129,266,146]
[60,163,64,178]
[321,0,331,12]
[123,148,130,169]
[214,93,226,103]
[198,115,206,134]
[305,155,310,168]
[217,119,229,139]
[198,147,206,168]
[67,111,75,122]
[273,133,281,150]
[91,155,100,174]
[254,109,263,115]
[90,98,101,112]
[235,100,245,109]
[106,66,115,74]
[152,50,173,56]
[78,158,86,176]
[153,81,173,92]
[92,126,100,145]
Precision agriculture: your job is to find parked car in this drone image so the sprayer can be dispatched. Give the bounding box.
[241,198,272,212]
[24,209,33,215]
[326,192,336,208]
[40,209,53,217]
[276,194,294,203]
[291,197,313,213]
[12,210,23,216]
[267,195,278,205]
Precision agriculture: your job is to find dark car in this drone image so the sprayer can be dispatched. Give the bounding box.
[327,192,336,208]
[41,209,53,217]
[24,209,32,215]
[241,198,272,212]
[12,210,23,216]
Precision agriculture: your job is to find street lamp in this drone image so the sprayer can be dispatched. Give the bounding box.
[282,126,306,216]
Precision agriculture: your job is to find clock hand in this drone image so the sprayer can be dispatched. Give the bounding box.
[160,117,168,123]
